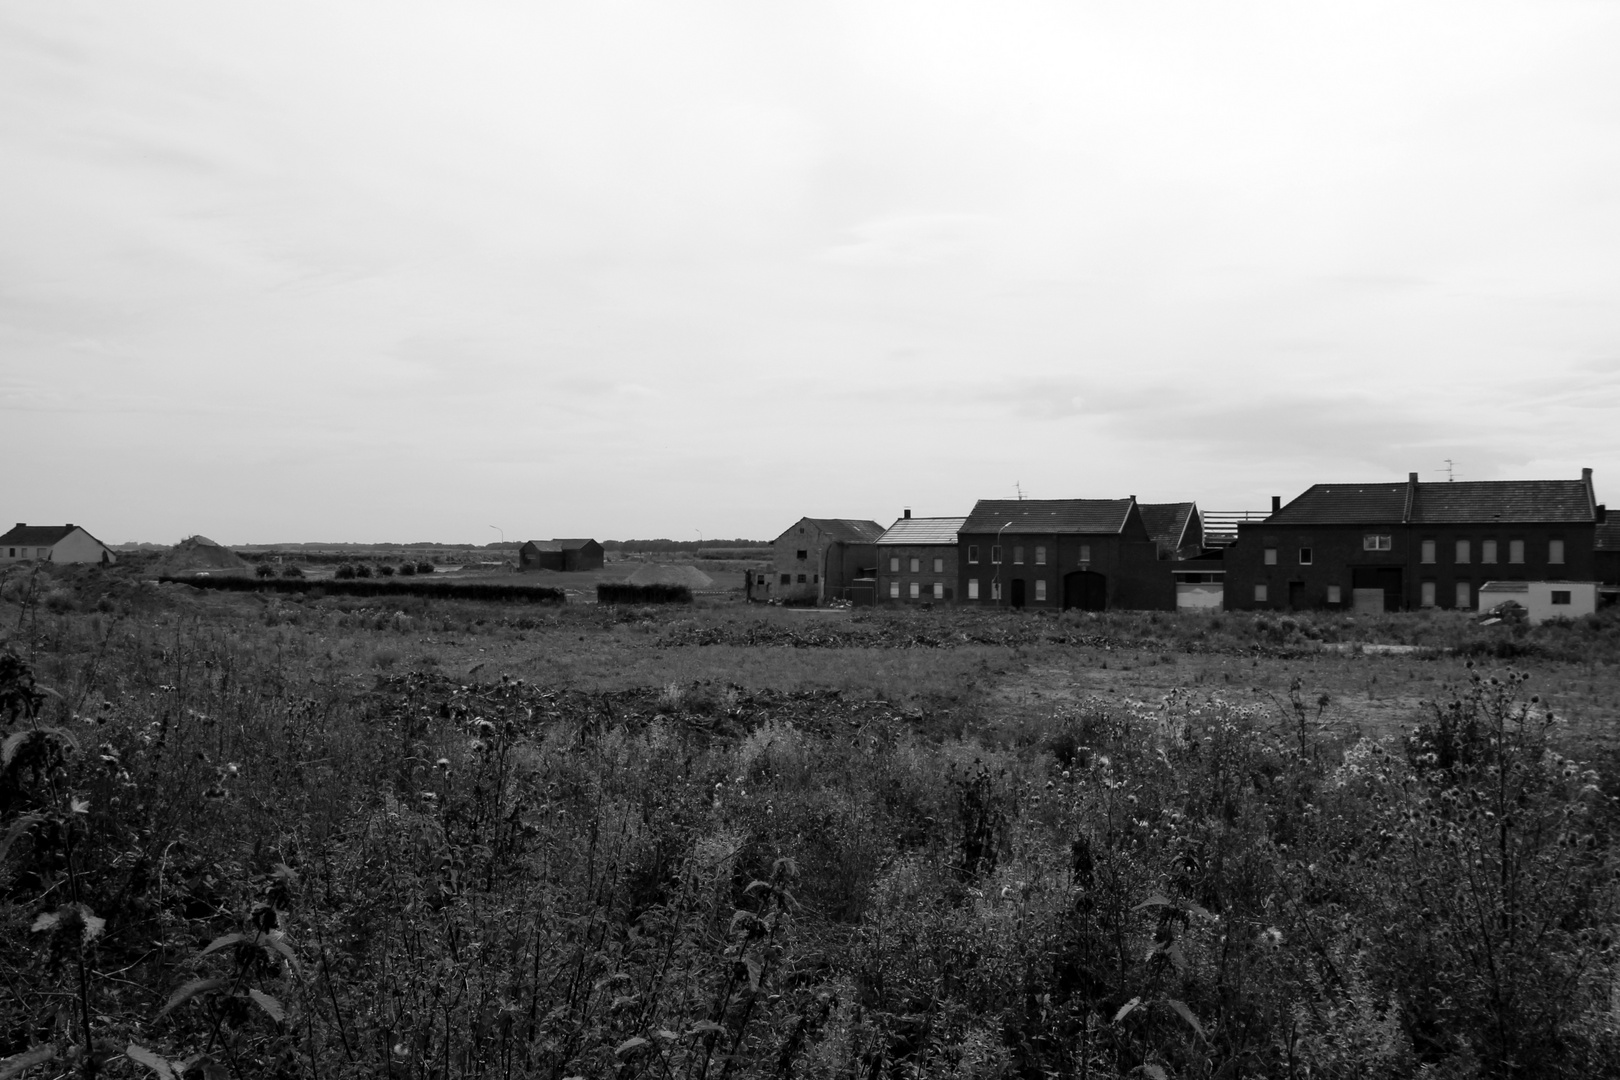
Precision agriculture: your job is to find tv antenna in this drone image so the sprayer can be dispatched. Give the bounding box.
[1442,459,1459,482]
[1014,481,1025,500]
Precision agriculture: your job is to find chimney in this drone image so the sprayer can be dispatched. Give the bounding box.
[1271,495,1280,513]
[903,507,911,519]
[1584,467,1593,484]
[1410,472,1419,484]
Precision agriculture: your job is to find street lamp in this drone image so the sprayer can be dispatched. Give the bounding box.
[489,525,504,545]
[994,520,1012,606]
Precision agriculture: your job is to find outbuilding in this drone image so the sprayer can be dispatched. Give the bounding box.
[761,517,884,604]
[0,523,117,565]
[518,538,604,572]
[875,512,967,604]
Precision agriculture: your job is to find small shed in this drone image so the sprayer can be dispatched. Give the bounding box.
[1477,580,1598,624]
[518,538,604,572]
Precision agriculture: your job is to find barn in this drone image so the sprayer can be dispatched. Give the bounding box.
[518,538,604,572]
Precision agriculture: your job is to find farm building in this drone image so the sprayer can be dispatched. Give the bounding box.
[518,538,604,572]
[875,512,967,604]
[1226,470,1604,612]
[760,517,884,605]
[0,523,116,565]
[1598,519,1620,588]
[956,499,1171,611]
[1138,501,1224,609]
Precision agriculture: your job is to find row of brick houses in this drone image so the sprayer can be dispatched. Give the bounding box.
[758,467,1615,612]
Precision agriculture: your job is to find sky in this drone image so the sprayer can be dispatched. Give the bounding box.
[3,1,1619,544]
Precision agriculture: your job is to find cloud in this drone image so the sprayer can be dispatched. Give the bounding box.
[820,213,994,267]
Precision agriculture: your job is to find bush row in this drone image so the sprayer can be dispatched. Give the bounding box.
[159,575,565,602]
[597,582,693,604]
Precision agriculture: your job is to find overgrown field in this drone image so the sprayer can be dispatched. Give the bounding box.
[3,563,1620,1078]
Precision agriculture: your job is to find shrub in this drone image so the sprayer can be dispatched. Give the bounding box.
[355,564,372,578]
[598,583,693,605]
[397,562,416,576]
[416,561,434,574]
[378,565,395,577]
[280,564,304,579]
[255,563,275,578]
[335,564,356,580]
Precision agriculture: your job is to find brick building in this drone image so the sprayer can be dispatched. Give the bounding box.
[956,499,1171,611]
[874,512,967,604]
[518,538,604,572]
[1138,502,1205,560]
[1226,470,1604,612]
[759,517,883,604]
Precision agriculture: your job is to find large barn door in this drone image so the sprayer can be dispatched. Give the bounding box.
[1063,570,1107,611]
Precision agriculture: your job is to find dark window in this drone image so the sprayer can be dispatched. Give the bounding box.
[812,574,818,583]
[968,545,979,564]
[779,574,790,585]
[796,549,807,560]
[796,574,806,583]
[1551,590,1571,605]
[991,546,1002,564]
[1298,548,1312,565]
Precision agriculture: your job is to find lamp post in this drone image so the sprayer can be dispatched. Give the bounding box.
[995,520,1012,606]
[489,525,503,544]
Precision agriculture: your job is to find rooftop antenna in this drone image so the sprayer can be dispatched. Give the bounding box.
[1014,481,1025,500]
[1442,459,1459,482]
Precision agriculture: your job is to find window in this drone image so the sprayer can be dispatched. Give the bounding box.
[1456,539,1471,564]
[889,556,899,573]
[796,574,806,583]
[1455,581,1471,609]
[779,574,790,585]
[1254,584,1268,602]
[1482,539,1498,564]
[1551,590,1572,605]
[991,546,1002,564]
[909,557,920,573]
[1549,539,1565,564]
[1264,547,1277,565]
[812,574,818,583]
[1509,539,1525,564]
[796,549,807,560]
[889,581,899,599]
[1035,579,1047,601]
[968,579,979,600]
[968,545,979,564]
[1299,548,1312,565]
[1035,546,1046,566]
[933,582,944,599]
[909,582,919,599]
[932,557,944,573]
[1327,584,1342,604]
[991,581,1002,601]
[1420,580,1436,608]
[1013,546,1024,565]
[1079,544,1091,563]
[1421,540,1436,564]
[1363,534,1392,551]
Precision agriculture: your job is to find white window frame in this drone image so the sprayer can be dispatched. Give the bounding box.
[991,581,1002,601]
[1549,539,1565,565]
[1509,539,1525,564]
[932,582,944,600]
[991,546,1002,565]
[932,556,944,573]
[1035,546,1046,566]
[1363,534,1392,551]
[968,545,979,564]
[1034,579,1047,602]
[1420,580,1436,608]
[1456,539,1471,564]
[1254,584,1268,602]
[1298,548,1312,566]
[1079,544,1092,563]
[1420,540,1436,564]
[1327,584,1341,604]
[1264,547,1277,565]
[909,581,919,599]
[889,580,899,599]
[967,578,979,600]
[909,557,920,573]
[1455,581,1471,609]
[1013,546,1024,565]
[1482,539,1498,564]
[889,556,900,573]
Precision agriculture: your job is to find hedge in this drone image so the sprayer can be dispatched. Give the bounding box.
[158,576,565,603]
[596,583,693,605]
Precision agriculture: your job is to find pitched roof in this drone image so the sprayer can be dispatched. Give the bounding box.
[802,518,885,543]
[524,538,598,551]
[1137,502,1196,553]
[0,523,80,546]
[961,499,1135,535]
[1267,478,1596,526]
[876,517,967,545]
[1597,520,1620,552]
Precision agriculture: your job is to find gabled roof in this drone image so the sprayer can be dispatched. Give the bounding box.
[801,518,885,543]
[1268,477,1596,526]
[876,517,968,545]
[0,523,81,546]
[1410,481,1593,524]
[1137,502,1197,553]
[523,538,599,551]
[1597,520,1620,552]
[961,499,1135,535]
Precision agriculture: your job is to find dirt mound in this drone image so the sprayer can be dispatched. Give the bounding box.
[628,563,714,589]
[152,535,252,576]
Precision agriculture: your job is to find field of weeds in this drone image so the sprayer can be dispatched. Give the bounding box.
[3,562,1620,1078]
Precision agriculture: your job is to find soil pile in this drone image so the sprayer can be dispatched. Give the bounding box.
[151,535,253,576]
[628,563,714,589]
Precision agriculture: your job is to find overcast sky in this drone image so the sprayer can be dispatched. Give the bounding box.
[4,2,1618,544]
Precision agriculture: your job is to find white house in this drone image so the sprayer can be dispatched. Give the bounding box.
[1476,580,1597,624]
[0,523,117,565]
